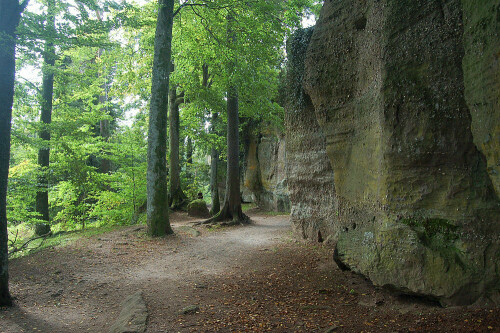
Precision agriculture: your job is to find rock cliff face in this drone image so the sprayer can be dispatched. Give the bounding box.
[462,0,500,197]
[285,28,339,242]
[287,0,500,305]
[242,128,290,212]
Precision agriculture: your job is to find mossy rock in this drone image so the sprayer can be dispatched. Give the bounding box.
[187,200,210,218]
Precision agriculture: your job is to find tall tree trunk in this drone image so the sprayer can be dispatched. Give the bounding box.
[209,112,220,216]
[218,85,247,223]
[168,84,186,209]
[204,14,248,224]
[95,11,111,175]
[146,0,174,237]
[185,136,193,181]
[98,49,111,174]
[0,0,27,307]
[35,0,56,236]
[209,146,220,216]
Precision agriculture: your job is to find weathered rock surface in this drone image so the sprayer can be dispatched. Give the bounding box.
[187,199,210,218]
[285,28,339,242]
[462,0,500,197]
[242,128,290,212]
[108,291,147,333]
[286,0,500,305]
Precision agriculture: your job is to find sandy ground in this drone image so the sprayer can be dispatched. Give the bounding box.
[0,209,499,332]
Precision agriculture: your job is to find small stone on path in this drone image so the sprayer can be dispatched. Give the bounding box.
[324,325,338,332]
[177,226,201,237]
[180,305,200,315]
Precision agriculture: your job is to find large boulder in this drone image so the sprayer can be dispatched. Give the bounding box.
[187,200,210,218]
[288,0,500,305]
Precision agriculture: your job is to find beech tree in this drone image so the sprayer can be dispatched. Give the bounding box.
[146,0,174,236]
[1,0,29,307]
[168,82,187,209]
[207,12,248,224]
[34,0,55,236]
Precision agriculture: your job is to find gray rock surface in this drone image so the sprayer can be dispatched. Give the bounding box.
[108,291,147,333]
[285,27,339,242]
[242,128,290,212]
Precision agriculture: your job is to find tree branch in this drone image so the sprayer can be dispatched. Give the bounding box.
[8,232,51,257]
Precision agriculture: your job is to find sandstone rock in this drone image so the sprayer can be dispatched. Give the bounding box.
[187,199,210,218]
[177,226,201,237]
[462,0,500,197]
[108,291,147,333]
[242,128,290,212]
[179,305,199,315]
[288,0,500,305]
[285,27,340,242]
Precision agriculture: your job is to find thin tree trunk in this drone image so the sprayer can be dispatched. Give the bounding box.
[168,84,186,209]
[0,0,27,307]
[209,111,220,216]
[185,136,193,181]
[209,146,220,216]
[146,0,174,236]
[95,11,111,175]
[35,0,56,236]
[97,48,111,174]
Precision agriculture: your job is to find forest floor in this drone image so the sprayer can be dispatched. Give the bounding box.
[1,208,499,332]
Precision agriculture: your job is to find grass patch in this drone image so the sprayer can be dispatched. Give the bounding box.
[8,222,134,259]
[242,203,257,212]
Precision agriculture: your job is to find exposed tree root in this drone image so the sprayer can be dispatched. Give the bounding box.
[196,204,250,226]
[169,188,188,211]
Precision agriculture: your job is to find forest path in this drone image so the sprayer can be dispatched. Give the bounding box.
[1,209,499,332]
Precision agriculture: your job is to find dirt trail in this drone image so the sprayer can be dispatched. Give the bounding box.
[0,210,290,332]
[1,209,499,332]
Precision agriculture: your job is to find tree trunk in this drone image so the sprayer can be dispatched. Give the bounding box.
[209,111,220,216]
[203,13,248,225]
[35,0,56,236]
[97,48,111,174]
[209,146,220,216]
[168,85,186,209]
[146,0,174,237]
[218,85,248,223]
[0,0,26,307]
[185,136,193,181]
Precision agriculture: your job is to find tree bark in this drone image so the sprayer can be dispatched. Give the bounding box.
[35,0,56,236]
[203,13,248,224]
[168,85,186,209]
[147,0,174,237]
[209,146,220,216]
[0,0,27,307]
[185,136,193,181]
[209,112,220,216]
[219,85,248,223]
[96,11,111,174]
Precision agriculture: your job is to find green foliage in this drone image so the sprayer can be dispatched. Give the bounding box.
[7,0,318,241]
[7,160,39,226]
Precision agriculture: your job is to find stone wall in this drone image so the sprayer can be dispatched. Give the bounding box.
[287,0,500,306]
